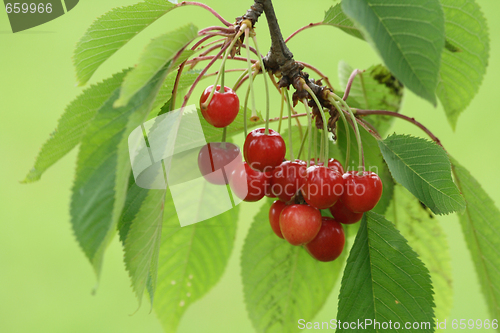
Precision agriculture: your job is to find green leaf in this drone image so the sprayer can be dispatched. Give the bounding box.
[123,189,165,305]
[341,0,445,105]
[154,189,238,333]
[242,199,345,333]
[149,69,201,119]
[23,69,130,183]
[23,66,188,184]
[115,24,198,107]
[378,134,465,215]
[73,0,178,85]
[450,157,500,321]
[386,184,453,321]
[118,174,150,243]
[337,211,435,332]
[323,3,364,40]
[437,0,490,129]
[338,61,403,136]
[71,66,169,277]
[336,123,394,215]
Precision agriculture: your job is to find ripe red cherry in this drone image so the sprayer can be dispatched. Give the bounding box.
[229,162,267,202]
[329,200,363,224]
[269,200,287,239]
[243,128,286,172]
[305,217,345,262]
[341,171,383,213]
[310,158,344,174]
[200,85,239,128]
[271,160,307,202]
[301,166,344,209]
[198,142,241,185]
[279,204,322,246]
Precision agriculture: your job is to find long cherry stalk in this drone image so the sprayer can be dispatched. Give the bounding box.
[354,109,443,147]
[178,1,232,26]
[285,22,322,43]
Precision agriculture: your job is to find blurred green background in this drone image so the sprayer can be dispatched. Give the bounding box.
[1,0,499,332]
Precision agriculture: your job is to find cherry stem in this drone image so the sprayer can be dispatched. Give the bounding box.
[285,22,323,43]
[222,127,227,143]
[302,98,313,168]
[354,109,443,147]
[232,69,250,90]
[251,34,271,135]
[179,2,232,27]
[219,59,225,93]
[297,126,309,161]
[314,126,319,164]
[182,43,229,109]
[203,27,246,108]
[244,27,258,123]
[284,89,295,161]
[243,72,258,137]
[277,88,285,134]
[268,73,304,139]
[302,82,329,164]
[296,61,334,91]
[331,92,364,172]
[327,95,351,168]
[343,69,364,101]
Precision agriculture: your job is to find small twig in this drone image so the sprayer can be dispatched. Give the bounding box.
[199,43,225,57]
[179,1,232,27]
[198,26,235,35]
[191,35,217,50]
[199,32,237,38]
[354,109,443,147]
[343,69,364,101]
[285,22,322,43]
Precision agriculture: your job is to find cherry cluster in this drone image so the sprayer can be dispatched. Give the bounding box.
[197,84,383,262]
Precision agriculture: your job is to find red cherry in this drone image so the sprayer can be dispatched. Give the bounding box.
[229,162,267,202]
[200,85,239,128]
[329,200,363,224]
[310,158,344,174]
[301,166,344,209]
[198,142,241,185]
[271,160,307,202]
[243,128,286,172]
[279,204,322,246]
[269,200,287,239]
[341,171,383,213]
[305,217,345,262]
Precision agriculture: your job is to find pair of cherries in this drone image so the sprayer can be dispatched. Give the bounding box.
[269,201,345,262]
